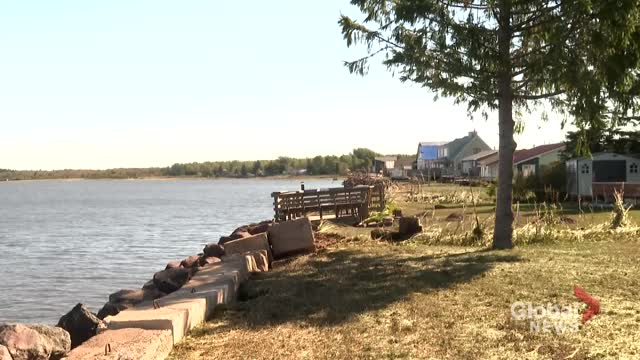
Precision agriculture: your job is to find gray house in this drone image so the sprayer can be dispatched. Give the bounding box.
[437,131,492,176]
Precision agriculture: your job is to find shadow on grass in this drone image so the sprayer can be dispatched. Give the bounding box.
[202,248,522,332]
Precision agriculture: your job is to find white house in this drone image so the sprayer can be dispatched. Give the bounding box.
[566,152,640,199]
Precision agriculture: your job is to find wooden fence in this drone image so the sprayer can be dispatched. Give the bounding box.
[271,185,385,222]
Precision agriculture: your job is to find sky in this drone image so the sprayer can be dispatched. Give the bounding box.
[0,1,570,170]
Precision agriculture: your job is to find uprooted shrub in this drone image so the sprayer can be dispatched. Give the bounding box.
[611,190,631,229]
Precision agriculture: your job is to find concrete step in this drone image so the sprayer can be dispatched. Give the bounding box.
[63,328,172,360]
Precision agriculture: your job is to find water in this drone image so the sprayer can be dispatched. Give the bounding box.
[0,178,338,324]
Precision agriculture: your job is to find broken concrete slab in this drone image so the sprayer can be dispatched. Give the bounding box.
[63,328,172,360]
[104,306,189,344]
[268,218,315,259]
[222,232,273,264]
[244,250,269,272]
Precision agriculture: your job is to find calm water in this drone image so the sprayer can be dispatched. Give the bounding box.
[0,178,337,324]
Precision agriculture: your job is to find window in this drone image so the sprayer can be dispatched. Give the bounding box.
[581,164,589,174]
[522,164,536,177]
[631,163,639,174]
[473,147,481,154]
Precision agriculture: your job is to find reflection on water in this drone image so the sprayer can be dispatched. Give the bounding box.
[0,178,337,324]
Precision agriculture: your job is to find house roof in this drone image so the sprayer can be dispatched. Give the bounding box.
[442,131,491,161]
[478,152,500,166]
[513,143,565,164]
[460,150,498,162]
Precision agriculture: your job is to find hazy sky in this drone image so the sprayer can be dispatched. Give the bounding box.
[0,1,569,170]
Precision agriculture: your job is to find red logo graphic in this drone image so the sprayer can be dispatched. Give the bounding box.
[574,286,600,323]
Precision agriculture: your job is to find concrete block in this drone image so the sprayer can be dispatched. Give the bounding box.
[245,250,269,272]
[64,328,172,360]
[104,306,189,345]
[268,218,315,259]
[222,232,273,263]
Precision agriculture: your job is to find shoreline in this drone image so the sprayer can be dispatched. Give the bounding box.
[0,175,344,183]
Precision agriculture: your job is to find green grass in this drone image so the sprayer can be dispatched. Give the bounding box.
[169,238,640,359]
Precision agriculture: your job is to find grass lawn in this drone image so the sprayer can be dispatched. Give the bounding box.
[169,237,640,359]
[169,183,640,359]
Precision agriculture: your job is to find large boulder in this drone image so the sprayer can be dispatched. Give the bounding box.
[0,345,10,360]
[152,267,192,294]
[247,221,272,235]
[398,216,423,236]
[198,255,221,266]
[28,325,70,360]
[56,303,102,348]
[108,288,165,305]
[96,302,130,320]
[165,260,182,270]
[267,218,315,259]
[0,323,70,360]
[202,243,225,258]
[219,231,251,245]
[180,255,200,269]
[97,287,166,320]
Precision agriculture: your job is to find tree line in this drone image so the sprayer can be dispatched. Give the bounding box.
[1,148,397,180]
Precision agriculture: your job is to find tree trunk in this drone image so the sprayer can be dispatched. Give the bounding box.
[493,0,515,249]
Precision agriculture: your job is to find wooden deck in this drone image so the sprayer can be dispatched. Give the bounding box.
[272,185,385,222]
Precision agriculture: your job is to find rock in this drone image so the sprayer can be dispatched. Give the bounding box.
[268,218,315,259]
[0,345,10,360]
[108,289,163,304]
[248,222,272,235]
[180,255,200,269]
[141,279,155,290]
[445,213,464,222]
[56,303,102,349]
[0,323,70,360]
[152,267,192,294]
[96,302,130,320]
[371,228,393,240]
[382,216,394,227]
[165,260,182,270]
[28,325,70,360]
[0,324,46,360]
[198,256,221,266]
[202,243,225,258]
[219,230,252,245]
[399,216,423,235]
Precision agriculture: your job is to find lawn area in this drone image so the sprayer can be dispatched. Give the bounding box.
[169,237,640,359]
[169,182,640,359]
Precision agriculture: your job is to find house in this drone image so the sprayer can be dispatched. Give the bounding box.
[390,157,414,180]
[566,152,640,199]
[460,150,497,177]
[513,143,565,177]
[374,156,397,175]
[478,143,564,181]
[416,142,444,171]
[478,152,499,180]
[416,131,491,177]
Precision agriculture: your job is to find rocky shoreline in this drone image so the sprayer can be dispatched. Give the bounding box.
[0,218,315,360]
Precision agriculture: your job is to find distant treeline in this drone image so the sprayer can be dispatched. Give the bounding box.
[1,148,413,181]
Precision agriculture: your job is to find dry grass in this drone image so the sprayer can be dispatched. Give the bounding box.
[169,183,640,359]
[169,236,640,360]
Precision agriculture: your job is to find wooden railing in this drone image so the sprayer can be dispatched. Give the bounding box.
[271,185,385,222]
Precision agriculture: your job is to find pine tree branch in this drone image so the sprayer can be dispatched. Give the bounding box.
[514,89,565,100]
